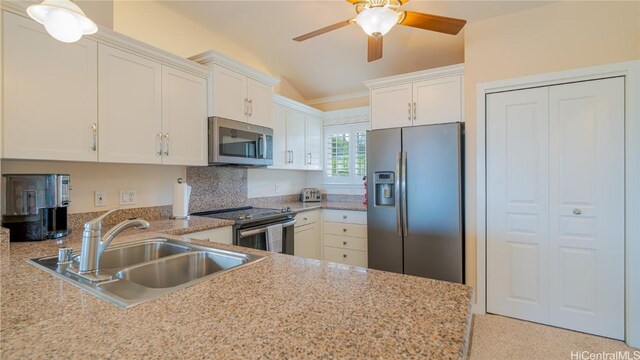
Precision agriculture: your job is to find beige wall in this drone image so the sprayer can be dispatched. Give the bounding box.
[312,96,369,112]
[77,0,114,29]
[1,160,185,214]
[463,1,640,298]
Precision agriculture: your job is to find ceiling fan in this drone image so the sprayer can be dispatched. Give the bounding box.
[293,0,467,62]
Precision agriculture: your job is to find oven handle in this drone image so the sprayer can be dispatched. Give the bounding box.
[238,220,296,237]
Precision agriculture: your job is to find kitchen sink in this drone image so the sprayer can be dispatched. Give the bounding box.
[29,238,264,308]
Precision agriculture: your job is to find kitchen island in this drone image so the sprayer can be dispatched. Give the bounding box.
[0,219,472,359]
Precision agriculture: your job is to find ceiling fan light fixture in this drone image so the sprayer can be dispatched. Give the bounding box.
[27,0,97,43]
[356,7,399,38]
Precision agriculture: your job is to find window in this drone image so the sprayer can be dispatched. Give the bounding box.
[324,123,369,185]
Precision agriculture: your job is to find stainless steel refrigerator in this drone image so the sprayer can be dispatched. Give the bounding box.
[366,122,464,283]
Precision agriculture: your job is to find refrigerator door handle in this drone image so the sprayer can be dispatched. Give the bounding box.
[401,151,408,237]
[396,152,402,237]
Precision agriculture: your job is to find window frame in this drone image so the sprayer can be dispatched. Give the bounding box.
[323,122,370,185]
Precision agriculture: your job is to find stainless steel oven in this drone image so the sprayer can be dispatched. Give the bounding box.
[209,117,273,166]
[235,218,295,255]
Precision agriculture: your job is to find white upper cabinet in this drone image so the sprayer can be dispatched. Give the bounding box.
[161,66,208,166]
[365,64,464,130]
[286,109,307,168]
[211,65,247,121]
[191,51,280,128]
[98,45,162,164]
[246,78,273,128]
[3,11,98,162]
[271,94,324,171]
[370,84,413,130]
[305,115,323,170]
[2,10,210,166]
[412,76,462,126]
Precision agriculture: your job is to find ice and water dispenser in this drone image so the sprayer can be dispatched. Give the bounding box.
[374,172,395,207]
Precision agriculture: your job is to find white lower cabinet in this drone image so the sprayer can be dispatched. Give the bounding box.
[185,227,233,245]
[294,210,321,260]
[322,210,367,267]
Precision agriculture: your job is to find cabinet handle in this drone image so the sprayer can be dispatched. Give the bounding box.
[408,103,411,121]
[244,98,248,116]
[249,99,253,116]
[573,208,582,215]
[91,123,97,151]
[303,217,308,221]
[413,102,417,121]
[164,133,170,156]
[343,215,347,219]
[343,228,347,233]
[343,241,347,245]
[307,152,312,165]
[343,254,347,258]
[157,132,163,155]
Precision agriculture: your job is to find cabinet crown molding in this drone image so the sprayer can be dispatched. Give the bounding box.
[1,2,210,78]
[190,50,280,87]
[364,63,464,89]
[273,94,323,117]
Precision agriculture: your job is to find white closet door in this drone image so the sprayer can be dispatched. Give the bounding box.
[487,87,550,323]
[548,77,624,340]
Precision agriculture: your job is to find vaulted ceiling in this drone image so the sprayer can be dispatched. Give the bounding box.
[151,1,553,101]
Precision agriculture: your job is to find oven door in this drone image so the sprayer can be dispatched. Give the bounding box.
[235,220,295,255]
[209,117,273,166]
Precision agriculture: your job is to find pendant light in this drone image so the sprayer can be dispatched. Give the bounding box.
[27,0,97,43]
[356,6,400,38]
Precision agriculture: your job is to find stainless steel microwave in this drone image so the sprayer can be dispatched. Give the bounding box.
[208,117,273,166]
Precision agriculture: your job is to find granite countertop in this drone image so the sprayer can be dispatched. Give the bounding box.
[0,219,472,359]
[264,201,367,213]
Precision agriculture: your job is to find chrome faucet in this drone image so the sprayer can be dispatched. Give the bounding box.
[78,209,149,274]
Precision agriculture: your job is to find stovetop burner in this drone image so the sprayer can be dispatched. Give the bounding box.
[192,206,292,225]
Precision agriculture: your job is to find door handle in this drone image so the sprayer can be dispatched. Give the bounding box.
[401,151,408,237]
[413,102,416,121]
[164,133,170,156]
[91,123,97,151]
[244,98,248,116]
[307,152,312,165]
[396,152,402,237]
[157,132,163,155]
[249,99,253,116]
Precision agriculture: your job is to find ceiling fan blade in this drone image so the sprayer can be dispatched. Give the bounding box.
[345,0,409,4]
[368,36,383,62]
[293,19,354,42]
[399,11,467,35]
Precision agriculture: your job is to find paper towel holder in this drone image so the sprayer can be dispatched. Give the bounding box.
[170,177,191,220]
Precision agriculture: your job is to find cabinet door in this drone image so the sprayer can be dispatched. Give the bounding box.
[3,12,98,161]
[212,65,247,121]
[286,109,307,168]
[98,45,162,164]
[305,115,323,170]
[412,75,462,126]
[370,84,413,130]
[247,78,273,128]
[294,224,321,260]
[271,103,288,167]
[161,66,208,166]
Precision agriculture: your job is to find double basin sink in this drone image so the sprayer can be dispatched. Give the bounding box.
[29,238,264,308]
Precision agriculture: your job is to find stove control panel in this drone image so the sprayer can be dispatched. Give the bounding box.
[300,188,322,203]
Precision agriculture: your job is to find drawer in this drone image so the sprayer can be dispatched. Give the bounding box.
[324,234,367,251]
[294,210,320,227]
[324,222,367,238]
[323,209,367,224]
[323,246,367,268]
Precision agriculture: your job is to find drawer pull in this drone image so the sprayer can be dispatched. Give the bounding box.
[303,217,308,221]
[343,254,347,258]
[343,228,347,232]
[343,241,347,245]
[343,215,347,219]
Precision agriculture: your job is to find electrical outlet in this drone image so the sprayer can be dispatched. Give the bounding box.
[94,191,106,207]
[119,189,137,206]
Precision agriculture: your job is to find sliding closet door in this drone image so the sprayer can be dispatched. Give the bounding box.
[487,87,550,323]
[548,77,624,340]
